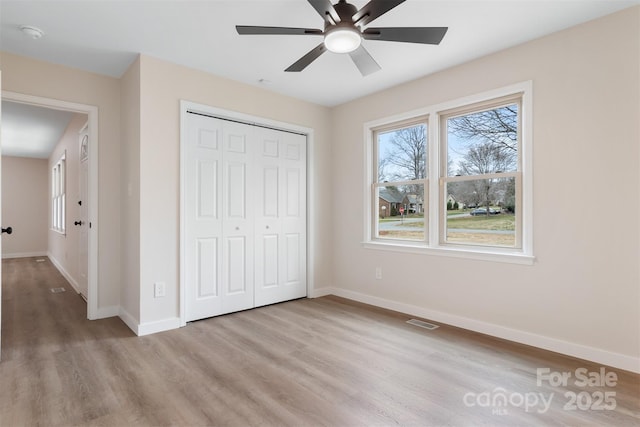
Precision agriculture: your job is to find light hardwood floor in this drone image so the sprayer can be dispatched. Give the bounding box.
[1,257,639,426]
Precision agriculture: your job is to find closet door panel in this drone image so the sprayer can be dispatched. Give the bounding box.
[262,166,279,218]
[285,168,301,217]
[185,114,223,321]
[221,121,254,314]
[285,233,301,284]
[255,129,306,307]
[226,162,246,219]
[197,160,218,218]
[262,234,279,288]
[280,137,306,301]
[196,238,218,297]
[255,131,281,304]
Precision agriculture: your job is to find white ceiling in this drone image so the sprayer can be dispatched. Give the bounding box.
[1,0,638,158]
[1,101,73,158]
[1,0,638,107]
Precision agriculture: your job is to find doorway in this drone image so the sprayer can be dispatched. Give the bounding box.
[1,91,99,320]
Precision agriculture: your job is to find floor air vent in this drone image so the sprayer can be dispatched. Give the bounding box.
[407,319,439,330]
[50,287,66,294]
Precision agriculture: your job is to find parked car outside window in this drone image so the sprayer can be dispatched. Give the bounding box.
[470,208,500,216]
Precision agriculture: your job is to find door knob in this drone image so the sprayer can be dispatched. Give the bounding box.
[74,221,83,226]
[1,227,12,234]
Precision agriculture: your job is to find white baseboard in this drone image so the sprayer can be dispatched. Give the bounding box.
[118,307,140,335]
[47,252,80,294]
[323,288,640,374]
[96,305,119,319]
[137,317,181,337]
[309,287,335,298]
[119,309,182,337]
[2,251,47,259]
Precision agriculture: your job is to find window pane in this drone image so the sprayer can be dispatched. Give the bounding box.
[447,104,518,177]
[378,124,427,182]
[376,184,425,241]
[61,194,65,232]
[445,178,516,247]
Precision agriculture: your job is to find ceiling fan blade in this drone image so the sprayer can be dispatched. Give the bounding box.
[348,45,381,76]
[363,27,448,44]
[352,0,406,27]
[307,0,340,24]
[285,43,328,72]
[236,26,323,36]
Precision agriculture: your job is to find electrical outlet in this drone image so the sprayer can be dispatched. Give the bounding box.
[375,267,382,280]
[154,282,166,298]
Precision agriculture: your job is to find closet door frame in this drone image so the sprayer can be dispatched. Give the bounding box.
[179,101,314,327]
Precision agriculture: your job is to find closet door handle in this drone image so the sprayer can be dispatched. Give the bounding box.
[74,221,83,226]
[1,226,12,235]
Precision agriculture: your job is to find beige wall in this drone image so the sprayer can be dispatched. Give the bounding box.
[47,113,87,290]
[328,8,640,367]
[1,156,48,257]
[136,55,333,327]
[1,52,122,313]
[120,57,141,323]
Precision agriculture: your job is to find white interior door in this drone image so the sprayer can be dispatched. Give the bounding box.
[77,124,89,299]
[254,129,306,307]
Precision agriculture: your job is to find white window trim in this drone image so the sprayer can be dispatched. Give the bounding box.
[51,152,66,235]
[363,81,534,265]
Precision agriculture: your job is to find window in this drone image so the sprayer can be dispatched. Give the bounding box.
[373,119,427,243]
[442,97,521,249]
[52,153,66,233]
[365,82,532,263]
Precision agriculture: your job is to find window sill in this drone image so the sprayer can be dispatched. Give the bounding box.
[362,241,535,265]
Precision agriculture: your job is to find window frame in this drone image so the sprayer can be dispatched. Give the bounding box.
[363,81,534,265]
[439,95,522,250]
[371,117,429,245]
[52,152,66,234]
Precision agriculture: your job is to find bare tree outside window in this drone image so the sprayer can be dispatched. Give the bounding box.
[448,105,518,153]
[382,125,427,181]
[444,102,521,248]
[447,104,518,215]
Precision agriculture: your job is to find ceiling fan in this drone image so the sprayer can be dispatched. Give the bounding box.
[236,0,448,76]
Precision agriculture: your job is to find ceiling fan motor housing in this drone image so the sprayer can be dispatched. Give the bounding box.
[330,0,359,26]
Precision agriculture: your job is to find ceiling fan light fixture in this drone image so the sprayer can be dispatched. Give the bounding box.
[324,27,361,53]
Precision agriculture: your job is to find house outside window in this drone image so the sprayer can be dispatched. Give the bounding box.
[364,82,533,264]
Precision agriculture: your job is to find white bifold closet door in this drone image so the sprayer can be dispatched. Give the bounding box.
[184,112,306,322]
[254,127,307,308]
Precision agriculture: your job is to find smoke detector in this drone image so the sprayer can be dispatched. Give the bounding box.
[19,25,44,39]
